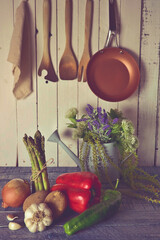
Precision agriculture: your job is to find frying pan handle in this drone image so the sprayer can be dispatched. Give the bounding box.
[109,0,116,31]
[105,30,116,48]
[104,0,118,48]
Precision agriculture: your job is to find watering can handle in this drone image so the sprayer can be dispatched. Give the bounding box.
[59,140,81,168]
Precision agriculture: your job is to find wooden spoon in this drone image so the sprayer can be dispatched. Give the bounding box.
[59,0,78,80]
[78,0,93,82]
[38,0,58,82]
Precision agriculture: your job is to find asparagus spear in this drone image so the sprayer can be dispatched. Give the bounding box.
[34,130,42,152]
[32,133,50,191]
[23,134,39,191]
[28,137,44,191]
[23,131,50,191]
[32,145,50,191]
[34,130,46,164]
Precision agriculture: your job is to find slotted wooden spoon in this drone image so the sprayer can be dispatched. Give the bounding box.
[78,0,93,82]
[38,0,58,82]
[59,0,78,80]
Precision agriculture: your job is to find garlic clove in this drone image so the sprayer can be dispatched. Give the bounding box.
[24,208,34,219]
[43,207,53,217]
[7,214,18,221]
[38,203,48,211]
[30,203,39,212]
[8,222,22,230]
[28,222,38,233]
[43,216,53,226]
[38,222,46,232]
[24,218,33,228]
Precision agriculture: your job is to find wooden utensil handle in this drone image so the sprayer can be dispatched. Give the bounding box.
[65,0,72,46]
[84,0,93,47]
[43,0,51,54]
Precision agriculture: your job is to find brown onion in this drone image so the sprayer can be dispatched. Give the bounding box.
[2,178,31,208]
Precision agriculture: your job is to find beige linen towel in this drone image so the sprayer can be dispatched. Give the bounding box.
[7,0,32,99]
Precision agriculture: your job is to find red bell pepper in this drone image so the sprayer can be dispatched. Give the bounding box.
[51,172,101,213]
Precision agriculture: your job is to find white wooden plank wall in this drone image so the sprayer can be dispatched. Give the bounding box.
[138,0,160,166]
[0,1,17,166]
[0,0,159,167]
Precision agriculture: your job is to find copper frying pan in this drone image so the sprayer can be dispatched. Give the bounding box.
[86,0,140,102]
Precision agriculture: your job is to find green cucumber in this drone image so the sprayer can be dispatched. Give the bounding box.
[63,189,121,236]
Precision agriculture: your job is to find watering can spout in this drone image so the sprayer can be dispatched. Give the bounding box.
[47,129,81,168]
[47,129,60,143]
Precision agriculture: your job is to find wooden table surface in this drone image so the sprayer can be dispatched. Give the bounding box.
[0,167,160,240]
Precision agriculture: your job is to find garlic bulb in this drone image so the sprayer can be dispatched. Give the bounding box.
[24,203,53,233]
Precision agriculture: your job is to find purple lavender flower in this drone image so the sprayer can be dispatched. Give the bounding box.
[92,120,100,129]
[112,118,118,124]
[97,107,102,114]
[97,108,103,121]
[103,124,110,131]
[107,129,112,136]
[103,111,108,118]
[100,116,105,124]
[100,112,108,124]
[103,109,106,114]
[86,104,94,116]
[98,112,103,121]
[76,118,88,122]
[88,122,93,130]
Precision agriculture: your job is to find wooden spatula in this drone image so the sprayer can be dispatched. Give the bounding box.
[38,0,58,82]
[59,0,78,80]
[78,0,93,82]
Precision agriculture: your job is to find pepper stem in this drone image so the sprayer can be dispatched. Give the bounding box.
[90,188,96,203]
[115,179,119,190]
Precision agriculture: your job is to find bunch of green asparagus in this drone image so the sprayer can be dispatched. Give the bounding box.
[23,130,50,192]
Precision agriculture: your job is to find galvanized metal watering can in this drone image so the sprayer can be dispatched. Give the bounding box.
[48,129,120,182]
[48,129,81,168]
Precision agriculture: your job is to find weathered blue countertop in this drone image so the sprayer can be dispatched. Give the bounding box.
[0,167,160,240]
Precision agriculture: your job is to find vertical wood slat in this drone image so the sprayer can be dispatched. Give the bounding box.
[138,0,160,166]
[152,0,160,167]
[77,0,99,160]
[118,0,141,131]
[78,0,98,118]
[99,0,118,113]
[57,0,78,166]
[36,0,58,167]
[14,0,37,166]
[0,0,17,166]
[156,79,160,165]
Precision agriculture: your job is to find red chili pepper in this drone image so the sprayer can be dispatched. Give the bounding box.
[51,172,101,213]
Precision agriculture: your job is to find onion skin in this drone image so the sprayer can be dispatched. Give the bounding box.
[2,178,31,208]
